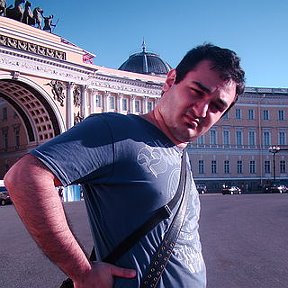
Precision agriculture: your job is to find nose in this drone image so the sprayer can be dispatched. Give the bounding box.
[192,102,209,118]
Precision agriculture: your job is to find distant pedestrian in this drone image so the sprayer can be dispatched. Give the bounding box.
[58,187,63,201]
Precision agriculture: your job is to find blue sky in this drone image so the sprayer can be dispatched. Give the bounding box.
[17,0,288,88]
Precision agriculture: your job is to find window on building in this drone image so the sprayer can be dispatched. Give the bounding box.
[263,131,271,146]
[147,101,153,112]
[135,100,140,113]
[236,130,243,146]
[197,135,205,145]
[223,130,230,146]
[278,110,285,121]
[237,160,243,174]
[248,131,256,147]
[249,160,256,174]
[2,130,8,150]
[109,96,115,110]
[199,160,204,174]
[122,98,128,111]
[280,160,286,173]
[264,160,270,174]
[211,160,217,174]
[235,108,241,119]
[263,110,269,120]
[224,160,230,174]
[279,131,286,145]
[210,129,217,145]
[14,127,20,149]
[95,95,102,107]
[248,109,255,120]
[2,107,7,120]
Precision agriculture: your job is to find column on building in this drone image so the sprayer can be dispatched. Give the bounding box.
[66,82,74,129]
[81,85,89,119]
[116,93,122,113]
[142,96,148,114]
[103,92,109,112]
[99,91,104,113]
[90,89,96,114]
[130,95,135,114]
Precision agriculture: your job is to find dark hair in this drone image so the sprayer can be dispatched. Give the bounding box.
[175,43,246,99]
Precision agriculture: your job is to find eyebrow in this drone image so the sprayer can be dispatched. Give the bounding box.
[192,81,212,94]
[216,98,229,110]
[193,81,229,109]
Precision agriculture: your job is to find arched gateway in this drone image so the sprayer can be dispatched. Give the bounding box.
[0,16,164,178]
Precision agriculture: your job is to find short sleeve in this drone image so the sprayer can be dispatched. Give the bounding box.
[31,114,114,185]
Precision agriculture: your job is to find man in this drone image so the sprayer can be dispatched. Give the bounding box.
[4,43,245,288]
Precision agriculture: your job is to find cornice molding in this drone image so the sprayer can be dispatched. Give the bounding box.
[245,86,288,94]
[0,33,66,61]
[0,48,92,83]
[89,74,162,97]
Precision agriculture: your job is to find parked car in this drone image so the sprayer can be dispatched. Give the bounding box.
[263,183,288,193]
[0,180,12,206]
[222,185,241,195]
[196,184,207,194]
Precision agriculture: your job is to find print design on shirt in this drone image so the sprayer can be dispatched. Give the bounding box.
[137,143,181,177]
[137,146,167,177]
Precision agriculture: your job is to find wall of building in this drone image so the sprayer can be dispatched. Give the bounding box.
[189,88,288,193]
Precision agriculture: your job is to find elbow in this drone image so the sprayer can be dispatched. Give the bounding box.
[3,154,41,199]
[4,158,24,199]
[4,154,58,202]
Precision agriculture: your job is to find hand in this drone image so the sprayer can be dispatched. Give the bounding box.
[74,261,137,288]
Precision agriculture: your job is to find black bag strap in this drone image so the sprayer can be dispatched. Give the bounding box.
[102,151,187,264]
[140,151,188,287]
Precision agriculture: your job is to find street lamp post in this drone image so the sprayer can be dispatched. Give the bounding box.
[269,146,280,182]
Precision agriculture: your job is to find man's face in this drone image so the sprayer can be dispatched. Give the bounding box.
[157,60,237,146]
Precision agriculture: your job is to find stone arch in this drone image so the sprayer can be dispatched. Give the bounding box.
[0,76,65,145]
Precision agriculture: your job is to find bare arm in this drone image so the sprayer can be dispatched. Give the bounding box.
[4,154,136,287]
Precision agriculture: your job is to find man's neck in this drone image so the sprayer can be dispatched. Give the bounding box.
[141,111,188,149]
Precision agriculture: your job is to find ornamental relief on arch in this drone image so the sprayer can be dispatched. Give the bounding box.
[74,111,83,124]
[48,80,66,107]
[73,85,81,107]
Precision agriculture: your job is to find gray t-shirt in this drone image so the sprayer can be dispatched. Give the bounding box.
[31,112,206,288]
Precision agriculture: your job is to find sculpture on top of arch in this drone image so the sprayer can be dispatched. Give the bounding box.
[1,0,57,33]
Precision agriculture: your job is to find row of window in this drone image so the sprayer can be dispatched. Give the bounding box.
[95,95,154,112]
[2,95,154,119]
[223,108,286,121]
[197,160,286,174]
[3,105,285,121]
[197,130,287,147]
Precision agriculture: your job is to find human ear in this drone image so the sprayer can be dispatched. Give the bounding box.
[163,69,176,92]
